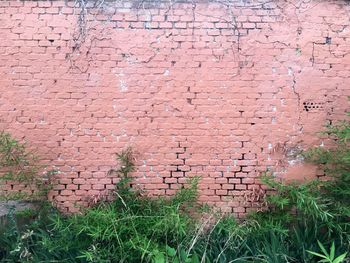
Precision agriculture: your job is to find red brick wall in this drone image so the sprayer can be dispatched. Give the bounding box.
[0,0,349,216]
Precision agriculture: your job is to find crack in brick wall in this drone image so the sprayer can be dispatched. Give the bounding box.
[0,0,349,216]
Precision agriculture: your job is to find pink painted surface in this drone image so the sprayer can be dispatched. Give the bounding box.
[0,0,349,216]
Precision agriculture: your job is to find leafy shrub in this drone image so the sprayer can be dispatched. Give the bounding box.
[0,148,202,263]
[304,117,350,220]
[0,131,55,201]
[253,112,350,262]
[1,111,350,262]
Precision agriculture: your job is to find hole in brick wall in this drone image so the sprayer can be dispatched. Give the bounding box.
[303,101,324,112]
[48,39,54,43]
[325,37,332,44]
[297,27,302,35]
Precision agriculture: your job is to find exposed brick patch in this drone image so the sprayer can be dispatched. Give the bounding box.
[0,0,349,217]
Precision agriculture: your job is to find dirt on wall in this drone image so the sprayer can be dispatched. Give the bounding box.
[0,0,349,216]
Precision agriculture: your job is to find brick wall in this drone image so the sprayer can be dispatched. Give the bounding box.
[0,0,349,216]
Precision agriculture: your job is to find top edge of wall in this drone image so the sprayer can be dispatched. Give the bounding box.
[3,0,347,12]
[2,0,279,3]
[2,0,283,9]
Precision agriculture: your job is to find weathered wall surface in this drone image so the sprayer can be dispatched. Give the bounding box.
[0,0,349,216]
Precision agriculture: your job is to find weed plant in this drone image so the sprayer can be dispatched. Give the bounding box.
[1,112,350,262]
[0,131,56,201]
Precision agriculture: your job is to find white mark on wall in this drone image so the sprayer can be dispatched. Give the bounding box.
[163,69,170,76]
[111,133,120,142]
[118,8,131,13]
[119,79,128,92]
[288,159,302,166]
[117,71,128,92]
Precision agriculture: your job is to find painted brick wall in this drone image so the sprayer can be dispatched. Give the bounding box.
[0,0,349,216]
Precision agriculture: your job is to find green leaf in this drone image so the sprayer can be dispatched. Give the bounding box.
[166,245,176,257]
[333,253,347,263]
[180,248,188,261]
[317,240,330,258]
[191,254,200,263]
[330,242,335,261]
[153,252,165,263]
[306,250,327,259]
